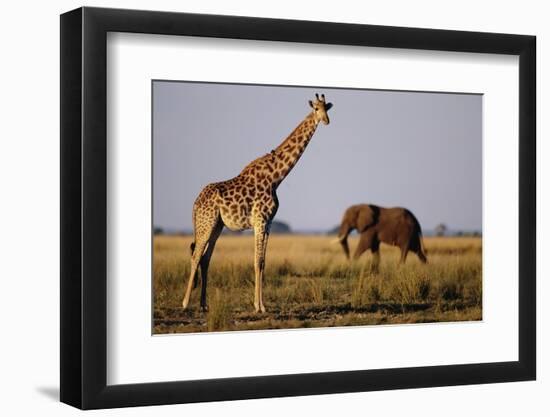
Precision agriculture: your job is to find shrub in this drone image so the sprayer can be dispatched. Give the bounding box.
[439,280,463,301]
[207,289,232,331]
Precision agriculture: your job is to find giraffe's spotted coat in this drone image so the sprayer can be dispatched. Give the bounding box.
[182,95,333,312]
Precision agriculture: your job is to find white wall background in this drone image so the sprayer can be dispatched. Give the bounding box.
[0,1,545,415]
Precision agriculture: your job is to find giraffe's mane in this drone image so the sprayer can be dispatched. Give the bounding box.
[239,112,314,174]
[239,153,273,173]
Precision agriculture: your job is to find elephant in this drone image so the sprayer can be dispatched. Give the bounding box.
[335,204,427,265]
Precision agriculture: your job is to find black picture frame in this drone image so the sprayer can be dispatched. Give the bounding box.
[60,6,536,410]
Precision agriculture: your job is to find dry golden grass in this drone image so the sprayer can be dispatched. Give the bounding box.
[153,235,482,334]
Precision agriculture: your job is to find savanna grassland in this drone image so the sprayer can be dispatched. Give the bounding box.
[153,235,482,334]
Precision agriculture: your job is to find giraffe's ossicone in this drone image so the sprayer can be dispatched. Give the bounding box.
[182,94,333,313]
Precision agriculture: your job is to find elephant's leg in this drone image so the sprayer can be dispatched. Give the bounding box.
[370,238,381,272]
[399,245,409,264]
[198,219,224,311]
[353,230,375,261]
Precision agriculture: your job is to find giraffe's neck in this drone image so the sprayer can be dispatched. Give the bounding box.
[268,112,318,186]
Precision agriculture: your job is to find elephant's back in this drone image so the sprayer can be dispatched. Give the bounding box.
[376,207,416,236]
[380,207,416,224]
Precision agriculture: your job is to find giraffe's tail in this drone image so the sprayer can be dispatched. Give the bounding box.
[190,200,198,257]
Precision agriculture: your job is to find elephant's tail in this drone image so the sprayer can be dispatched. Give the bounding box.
[407,209,428,262]
[419,229,428,255]
[415,221,428,263]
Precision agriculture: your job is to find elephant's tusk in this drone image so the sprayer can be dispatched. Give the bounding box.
[330,236,345,244]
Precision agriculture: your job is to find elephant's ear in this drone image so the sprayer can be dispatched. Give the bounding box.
[356,205,376,231]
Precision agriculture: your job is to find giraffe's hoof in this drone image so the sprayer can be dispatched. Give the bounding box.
[182,300,189,310]
[255,304,266,314]
[200,305,209,313]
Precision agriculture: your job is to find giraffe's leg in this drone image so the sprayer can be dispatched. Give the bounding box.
[198,219,224,312]
[182,213,219,310]
[193,274,199,289]
[253,222,270,313]
[182,241,206,310]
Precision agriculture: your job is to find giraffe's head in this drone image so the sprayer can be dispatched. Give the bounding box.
[309,93,333,125]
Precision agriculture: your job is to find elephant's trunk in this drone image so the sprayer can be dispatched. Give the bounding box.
[336,222,353,260]
[340,237,351,260]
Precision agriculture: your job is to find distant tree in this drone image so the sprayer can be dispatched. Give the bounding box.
[270,220,292,234]
[222,228,243,235]
[221,220,291,235]
[435,223,447,237]
[153,226,164,235]
[327,225,340,235]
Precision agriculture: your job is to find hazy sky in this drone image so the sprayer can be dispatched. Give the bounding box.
[153,81,481,232]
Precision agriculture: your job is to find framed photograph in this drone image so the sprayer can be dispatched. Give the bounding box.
[60,6,536,409]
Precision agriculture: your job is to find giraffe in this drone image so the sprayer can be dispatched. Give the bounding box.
[182,93,333,313]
